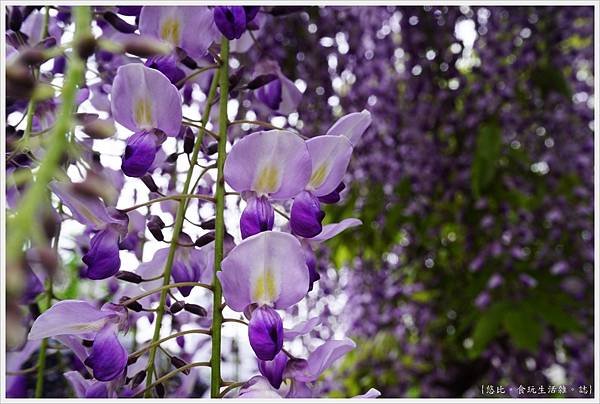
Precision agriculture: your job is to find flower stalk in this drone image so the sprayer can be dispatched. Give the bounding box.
[210,37,230,398]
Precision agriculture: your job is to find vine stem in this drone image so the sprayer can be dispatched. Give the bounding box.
[142,66,221,397]
[129,329,211,359]
[118,193,215,213]
[30,7,91,397]
[210,37,230,398]
[119,282,212,307]
[135,362,211,397]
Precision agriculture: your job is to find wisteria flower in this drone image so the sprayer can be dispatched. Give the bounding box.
[253,60,303,115]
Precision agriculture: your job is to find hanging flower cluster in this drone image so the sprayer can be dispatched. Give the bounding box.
[5,5,379,399]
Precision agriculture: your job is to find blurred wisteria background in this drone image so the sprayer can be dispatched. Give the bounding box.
[4,5,595,399]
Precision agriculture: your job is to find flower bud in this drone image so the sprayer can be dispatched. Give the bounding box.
[121,129,166,178]
[82,119,116,139]
[18,48,50,65]
[131,370,146,388]
[103,11,137,34]
[155,383,165,398]
[184,303,207,317]
[75,33,97,60]
[147,215,165,241]
[115,271,142,284]
[195,232,215,247]
[169,301,185,314]
[200,218,215,230]
[127,356,139,365]
[206,142,218,155]
[240,195,274,239]
[120,296,143,312]
[183,128,195,154]
[170,356,190,375]
[166,152,179,163]
[290,191,325,238]
[122,35,173,58]
[141,174,159,193]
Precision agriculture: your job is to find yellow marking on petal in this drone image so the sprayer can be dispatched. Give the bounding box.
[252,269,277,304]
[134,98,153,128]
[254,165,281,195]
[160,18,181,44]
[309,162,329,188]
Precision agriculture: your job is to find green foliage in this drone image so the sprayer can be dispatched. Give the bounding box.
[471,122,502,198]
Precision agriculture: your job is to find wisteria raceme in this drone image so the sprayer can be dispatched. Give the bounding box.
[4,4,378,399]
[3,4,594,400]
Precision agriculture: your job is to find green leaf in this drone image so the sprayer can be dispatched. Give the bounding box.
[503,310,541,352]
[471,122,502,197]
[469,302,505,358]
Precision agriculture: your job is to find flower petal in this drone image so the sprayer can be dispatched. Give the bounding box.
[238,376,282,398]
[28,300,116,340]
[111,63,182,135]
[326,110,372,146]
[83,227,121,280]
[284,317,321,340]
[84,325,127,381]
[248,305,283,361]
[240,195,274,239]
[121,129,166,177]
[305,135,353,196]
[139,6,217,59]
[310,218,363,242]
[224,130,311,199]
[290,190,325,238]
[256,78,282,110]
[50,181,116,230]
[352,388,382,398]
[218,231,309,311]
[213,6,247,40]
[258,350,288,389]
[278,72,303,115]
[293,339,356,382]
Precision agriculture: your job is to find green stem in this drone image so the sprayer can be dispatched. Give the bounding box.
[34,280,53,398]
[210,37,230,399]
[7,6,90,267]
[143,69,221,397]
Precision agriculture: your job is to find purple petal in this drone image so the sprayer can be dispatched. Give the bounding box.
[218,231,309,311]
[111,63,182,135]
[258,350,288,389]
[28,300,116,340]
[292,339,356,382]
[238,376,282,398]
[301,242,320,292]
[139,6,218,59]
[50,181,116,230]
[318,181,346,204]
[278,72,303,115]
[136,248,170,291]
[240,195,274,239]
[84,325,127,381]
[310,218,362,242]
[145,54,185,87]
[284,317,321,340]
[85,382,109,398]
[224,130,311,199]
[83,227,121,280]
[306,135,354,196]
[291,191,324,238]
[353,388,382,398]
[213,6,247,40]
[121,129,166,177]
[326,109,372,146]
[64,371,93,398]
[256,78,282,110]
[248,306,283,361]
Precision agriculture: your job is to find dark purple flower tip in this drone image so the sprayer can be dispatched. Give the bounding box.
[85,382,108,398]
[213,6,247,40]
[171,260,202,297]
[290,191,325,238]
[248,305,284,361]
[256,78,283,111]
[303,244,320,292]
[82,227,121,280]
[318,181,346,204]
[243,6,260,23]
[84,326,127,382]
[145,55,185,87]
[240,195,274,239]
[121,129,166,178]
[6,375,27,398]
[258,350,288,389]
[117,6,142,17]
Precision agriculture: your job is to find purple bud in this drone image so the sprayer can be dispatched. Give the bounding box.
[170,356,190,375]
[141,174,159,193]
[183,127,195,154]
[258,350,288,389]
[195,232,215,247]
[147,215,165,241]
[103,11,137,34]
[145,54,185,87]
[171,260,202,297]
[122,129,166,177]
[131,370,146,388]
[200,218,216,230]
[248,306,283,361]
[256,78,282,110]
[290,191,325,238]
[240,195,274,239]
[82,227,121,280]
[169,300,185,314]
[115,271,142,284]
[243,6,260,23]
[184,303,207,317]
[213,6,247,40]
